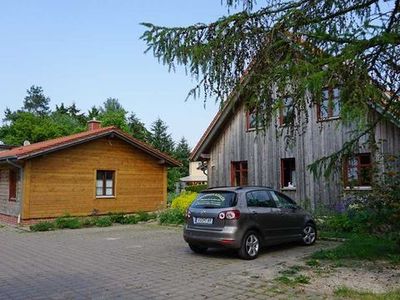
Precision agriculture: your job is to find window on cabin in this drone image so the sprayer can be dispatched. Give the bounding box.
[344,153,372,187]
[247,102,267,130]
[9,169,17,201]
[96,170,115,197]
[231,161,248,186]
[280,97,294,126]
[318,87,341,120]
[281,158,296,189]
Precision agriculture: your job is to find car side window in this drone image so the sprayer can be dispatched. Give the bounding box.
[273,192,297,209]
[246,191,276,208]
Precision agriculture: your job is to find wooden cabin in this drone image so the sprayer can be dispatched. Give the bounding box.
[0,120,180,224]
[190,90,400,211]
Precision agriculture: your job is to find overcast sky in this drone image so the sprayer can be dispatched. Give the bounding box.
[0,1,237,148]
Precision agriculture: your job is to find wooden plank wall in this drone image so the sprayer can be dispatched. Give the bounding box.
[207,102,400,210]
[23,137,166,219]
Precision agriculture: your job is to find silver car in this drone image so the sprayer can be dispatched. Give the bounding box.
[183,186,316,259]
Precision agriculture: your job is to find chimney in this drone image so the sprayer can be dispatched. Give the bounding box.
[87,118,102,131]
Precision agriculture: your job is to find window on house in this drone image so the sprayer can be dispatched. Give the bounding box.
[318,87,341,120]
[281,158,296,189]
[9,169,17,201]
[247,102,267,130]
[279,97,294,126]
[231,161,248,186]
[344,153,372,187]
[96,170,115,197]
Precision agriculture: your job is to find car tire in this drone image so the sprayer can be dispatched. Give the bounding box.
[302,223,317,245]
[189,243,208,254]
[238,231,260,260]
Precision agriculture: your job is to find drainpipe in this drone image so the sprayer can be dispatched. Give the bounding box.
[5,159,24,224]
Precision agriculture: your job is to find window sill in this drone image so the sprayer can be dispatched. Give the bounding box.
[344,186,372,191]
[317,116,340,123]
[281,187,296,191]
[8,198,16,202]
[96,196,116,199]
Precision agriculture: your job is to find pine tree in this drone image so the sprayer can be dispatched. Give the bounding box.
[128,113,150,142]
[149,118,175,155]
[141,0,400,176]
[174,137,191,177]
[23,85,50,116]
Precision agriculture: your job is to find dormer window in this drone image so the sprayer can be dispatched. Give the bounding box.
[318,87,340,120]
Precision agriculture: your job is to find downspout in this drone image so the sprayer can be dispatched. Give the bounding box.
[5,159,23,224]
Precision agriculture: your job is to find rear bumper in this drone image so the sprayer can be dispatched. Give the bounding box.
[183,225,242,249]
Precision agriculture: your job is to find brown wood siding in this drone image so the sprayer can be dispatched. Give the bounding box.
[207,101,400,210]
[24,137,166,219]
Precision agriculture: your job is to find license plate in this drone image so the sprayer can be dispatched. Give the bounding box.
[193,217,213,225]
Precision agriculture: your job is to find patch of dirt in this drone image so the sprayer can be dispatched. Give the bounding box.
[306,261,400,294]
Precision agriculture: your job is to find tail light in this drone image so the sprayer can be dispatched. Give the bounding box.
[218,210,240,220]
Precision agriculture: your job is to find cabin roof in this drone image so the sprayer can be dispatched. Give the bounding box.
[0,126,181,167]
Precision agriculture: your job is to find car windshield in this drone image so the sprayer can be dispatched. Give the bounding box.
[191,192,237,209]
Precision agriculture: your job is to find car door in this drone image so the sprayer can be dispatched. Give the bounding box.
[246,190,284,244]
[271,192,304,240]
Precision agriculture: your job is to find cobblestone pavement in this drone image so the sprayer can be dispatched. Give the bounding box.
[0,223,335,299]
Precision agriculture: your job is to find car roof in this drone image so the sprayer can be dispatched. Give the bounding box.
[204,186,274,193]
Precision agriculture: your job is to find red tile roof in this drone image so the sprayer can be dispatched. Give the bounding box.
[0,126,181,167]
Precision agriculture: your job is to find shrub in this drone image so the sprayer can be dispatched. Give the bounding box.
[136,211,150,222]
[81,217,97,227]
[55,216,82,229]
[120,215,138,224]
[95,216,112,227]
[158,208,185,225]
[108,213,125,224]
[30,221,55,232]
[171,192,197,213]
[185,184,208,193]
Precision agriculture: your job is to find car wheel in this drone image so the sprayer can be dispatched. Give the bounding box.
[302,224,317,245]
[189,243,208,254]
[238,231,260,260]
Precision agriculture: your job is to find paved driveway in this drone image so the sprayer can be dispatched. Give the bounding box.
[0,223,334,299]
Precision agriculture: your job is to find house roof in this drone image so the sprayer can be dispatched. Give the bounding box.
[0,126,181,167]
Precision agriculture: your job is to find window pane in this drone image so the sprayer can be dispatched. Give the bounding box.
[106,188,113,196]
[332,88,340,117]
[347,157,359,181]
[105,172,113,180]
[248,111,257,129]
[106,179,113,188]
[359,154,371,165]
[96,180,103,188]
[281,158,296,187]
[96,188,103,196]
[96,171,104,180]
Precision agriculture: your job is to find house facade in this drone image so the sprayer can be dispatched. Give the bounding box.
[191,91,400,211]
[0,121,180,224]
[179,161,208,186]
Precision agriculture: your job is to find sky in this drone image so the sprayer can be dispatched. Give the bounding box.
[0,0,237,148]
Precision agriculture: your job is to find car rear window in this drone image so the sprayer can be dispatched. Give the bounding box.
[191,192,237,209]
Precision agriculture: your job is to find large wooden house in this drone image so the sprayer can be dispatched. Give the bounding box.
[0,120,180,224]
[190,89,400,210]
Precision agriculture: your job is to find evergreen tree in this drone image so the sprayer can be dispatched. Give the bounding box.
[88,106,100,120]
[128,113,150,142]
[98,98,128,130]
[174,137,191,177]
[23,85,50,116]
[149,118,174,154]
[141,0,400,176]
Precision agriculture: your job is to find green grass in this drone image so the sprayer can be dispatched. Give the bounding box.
[279,265,304,276]
[334,286,400,299]
[311,235,400,263]
[95,216,112,227]
[158,208,185,225]
[55,216,82,229]
[275,275,310,286]
[30,221,55,232]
